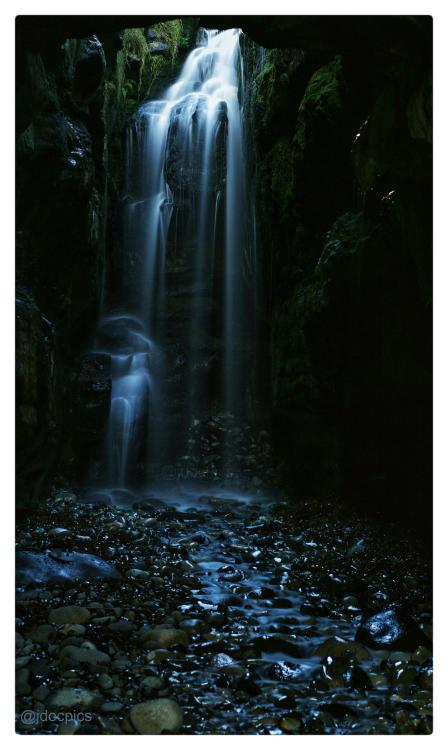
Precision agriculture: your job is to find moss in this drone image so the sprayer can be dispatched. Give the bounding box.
[140,54,169,99]
[299,56,343,117]
[269,136,295,216]
[152,20,183,60]
[116,28,149,100]
[253,51,281,132]
[406,74,432,143]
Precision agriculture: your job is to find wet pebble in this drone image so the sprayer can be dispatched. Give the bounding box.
[129,698,183,735]
[48,606,91,625]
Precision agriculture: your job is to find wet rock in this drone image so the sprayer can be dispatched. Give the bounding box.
[345,664,372,690]
[73,36,105,103]
[47,687,101,709]
[315,636,369,662]
[252,634,306,658]
[126,568,150,579]
[141,676,164,694]
[49,605,91,625]
[140,627,189,648]
[210,653,235,668]
[305,710,336,734]
[58,720,81,735]
[418,664,433,690]
[129,698,183,735]
[48,527,72,539]
[412,645,432,664]
[101,701,124,713]
[279,715,303,733]
[319,702,359,720]
[355,609,429,651]
[367,671,388,688]
[16,667,31,695]
[178,618,208,635]
[59,623,86,636]
[396,665,419,686]
[59,644,111,666]
[16,550,121,586]
[98,673,114,690]
[145,649,172,665]
[27,623,55,644]
[219,664,246,680]
[33,685,50,701]
[108,621,136,634]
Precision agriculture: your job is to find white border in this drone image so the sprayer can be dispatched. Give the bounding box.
[2,0,445,745]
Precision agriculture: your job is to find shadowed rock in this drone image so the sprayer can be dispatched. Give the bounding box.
[16,549,121,587]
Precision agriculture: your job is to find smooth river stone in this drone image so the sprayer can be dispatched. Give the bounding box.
[47,687,100,709]
[16,549,121,586]
[141,626,189,647]
[130,699,183,734]
[48,605,91,625]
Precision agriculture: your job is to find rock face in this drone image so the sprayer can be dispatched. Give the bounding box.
[244,22,432,526]
[16,29,110,503]
[16,291,58,504]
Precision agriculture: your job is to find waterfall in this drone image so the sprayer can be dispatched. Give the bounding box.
[97,27,250,488]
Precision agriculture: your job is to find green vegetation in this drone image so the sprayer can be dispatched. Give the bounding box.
[152,20,183,60]
[116,28,149,100]
[298,56,343,117]
[270,136,295,216]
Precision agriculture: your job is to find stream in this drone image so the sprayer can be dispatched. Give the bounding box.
[16,482,432,735]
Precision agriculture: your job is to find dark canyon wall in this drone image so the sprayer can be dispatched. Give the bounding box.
[16,17,432,528]
[243,18,432,525]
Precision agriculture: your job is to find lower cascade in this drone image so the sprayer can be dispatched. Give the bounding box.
[96,27,253,489]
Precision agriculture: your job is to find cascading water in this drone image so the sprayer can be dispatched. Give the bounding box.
[96,27,252,488]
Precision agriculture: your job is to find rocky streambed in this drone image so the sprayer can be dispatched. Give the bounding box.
[16,487,432,735]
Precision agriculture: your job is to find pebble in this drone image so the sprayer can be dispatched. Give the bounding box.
[315,636,369,662]
[27,624,55,644]
[98,673,114,690]
[101,701,124,713]
[419,664,433,690]
[129,698,184,734]
[15,487,432,735]
[126,568,150,579]
[108,621,136,633]
[16,667,31,695]
[279,715,303,732]
[141,626,189,647]
[59,644,111,666]
[48,606,91,625]
[179,618,208,634]
[47,687,100,709]
[58,720,81,735]
[141,676,164,693]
